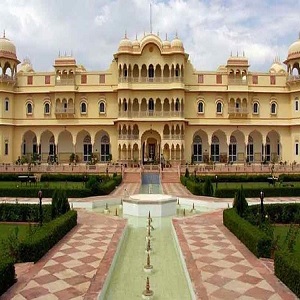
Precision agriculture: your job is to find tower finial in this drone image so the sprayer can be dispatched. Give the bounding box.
[135,33,138,40]
[237,50,239,57]
[125,30,127,39]
[165,33,168,41]
[175,31,178,38]
[243,50,245,57]
[230,50,232,56]
[3,30,5,38]
[58,50,61,57]
[299,31,300,39]
[150,1,153,34]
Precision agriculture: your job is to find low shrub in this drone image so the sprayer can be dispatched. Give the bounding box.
[0,257,15,296]
[275,251,300,298]
[247,203,300,224]
[186,180,203,195]
[223,208,272,257]
[51,190,70,219]
[18,210,77,262]
[0,203,52,223]
[215,186,300,198]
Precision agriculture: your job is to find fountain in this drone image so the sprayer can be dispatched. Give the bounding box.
[146,218,154,231]
[142,277,154,299]
[145,238,152,254]
[190,203,196,213]
[143,253,153,273]
[104,203,110,214]
[123,194,177,217]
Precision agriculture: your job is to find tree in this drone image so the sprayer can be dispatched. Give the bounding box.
[233,185,248,216]
[51,189,70,219]
[202,177,214,196]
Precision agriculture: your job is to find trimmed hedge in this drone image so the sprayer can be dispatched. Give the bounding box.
[275,251,300,298]
[248,203,300,224]
[18,210,77,262]
[215,186,300,198]
[0,257,15,296]
[196,174,271,183]
[0,187,92,198]
[223,208,272,257]
[0,203,52,223]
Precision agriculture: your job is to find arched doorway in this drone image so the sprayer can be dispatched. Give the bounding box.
[141,130,161,164]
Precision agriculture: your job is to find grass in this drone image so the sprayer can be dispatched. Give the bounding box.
[274,225,300,253]
[0,223,36,255]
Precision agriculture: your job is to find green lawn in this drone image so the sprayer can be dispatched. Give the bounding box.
[274,225,300,256]
[0,181,85,189]
[0,223,36,255]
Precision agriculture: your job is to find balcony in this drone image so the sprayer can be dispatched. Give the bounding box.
[118,76,184,83]
[55,107,75,117]
[228,107,249,116]
[228,77,248,85]
[118,134,139,140]
[55,78,75,85]
[287,75,300,82]
[118,111,183,118]
[0,75,16,84]
[163,134,185,140]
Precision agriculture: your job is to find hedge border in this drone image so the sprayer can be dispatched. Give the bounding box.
[0,258,15,295]
[223,208,272,258]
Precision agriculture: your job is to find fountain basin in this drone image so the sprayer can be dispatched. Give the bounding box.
[123,194,177,217]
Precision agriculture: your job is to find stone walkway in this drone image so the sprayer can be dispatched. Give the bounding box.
[174,211,297,300]
[1,211,126,300]
[1,182,300,299]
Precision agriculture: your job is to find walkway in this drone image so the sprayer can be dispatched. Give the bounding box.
[1,183,300,299]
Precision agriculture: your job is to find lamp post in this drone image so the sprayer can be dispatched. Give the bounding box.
[215,175,218,190]
[38,190,43,226]
[260,190,265,223]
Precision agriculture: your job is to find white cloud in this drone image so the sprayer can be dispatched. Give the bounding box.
[0,0,298,72]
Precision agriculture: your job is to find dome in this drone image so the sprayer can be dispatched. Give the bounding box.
[269,60,286,74]
[162,39,171,49]
[132,39,140,49]
[118,36,133,52]
[0,34,17,60]
[287,36,300,60]
[18,58,34,73]
[171,36,184,51]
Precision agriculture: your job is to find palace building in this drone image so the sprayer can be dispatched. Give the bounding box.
[0,32,300,166]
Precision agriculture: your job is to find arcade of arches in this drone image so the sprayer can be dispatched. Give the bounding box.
[20,126,281,165]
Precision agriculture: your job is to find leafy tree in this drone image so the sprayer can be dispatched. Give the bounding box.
[233,185,248,216]
[202,177,214,196]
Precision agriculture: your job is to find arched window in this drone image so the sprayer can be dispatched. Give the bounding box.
[123,65,128,77]
[247,136,254,162]
[216,101,223,114]
[26,102,33,115]
[295,98,299,111]
[99,101,105,113]
[211,135,220,162]
[148,64,154,78]
[198,101,204,113]
[175,99,180,111]
[253,102,259,114]
[229,136,237,162]
[265,136,271,161]
[44,103,50,114]
[296,140,299,156]
[270,102,277,114]
[83,135,92,162]
[100,135,110,162]
[4,97,9,111]
[193,135,202,162]
[81,102,87,114]
[148,98,154,111]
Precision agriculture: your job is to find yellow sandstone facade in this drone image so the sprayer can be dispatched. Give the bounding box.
[0,32,300,166]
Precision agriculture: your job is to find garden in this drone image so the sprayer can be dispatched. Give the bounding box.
[0,173,122,198]
[181,172,300,197]
[223,186,300,297]
[0,190,77,296]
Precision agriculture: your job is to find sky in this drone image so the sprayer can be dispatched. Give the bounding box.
[0,0,299,72]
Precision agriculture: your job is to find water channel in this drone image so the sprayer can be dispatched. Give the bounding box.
[98,173,196,299]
